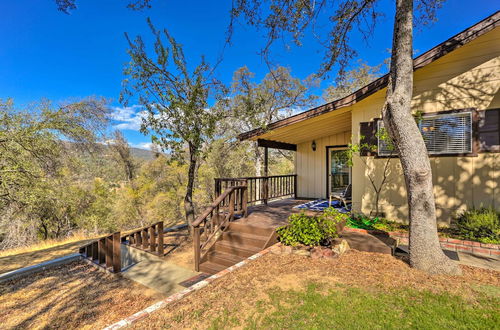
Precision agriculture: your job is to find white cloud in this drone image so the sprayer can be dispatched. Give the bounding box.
[130,142,157,150]
[110,105,148,131]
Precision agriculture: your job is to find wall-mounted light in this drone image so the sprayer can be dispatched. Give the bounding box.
[311,140,316,151]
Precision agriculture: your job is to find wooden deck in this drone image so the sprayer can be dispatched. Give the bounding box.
[235,198,311,229]
[236,198,396,256]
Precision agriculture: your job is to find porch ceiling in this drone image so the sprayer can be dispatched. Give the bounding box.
[250,108,352,144]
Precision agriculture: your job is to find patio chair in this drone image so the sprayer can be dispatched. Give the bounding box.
[329,184,352,209]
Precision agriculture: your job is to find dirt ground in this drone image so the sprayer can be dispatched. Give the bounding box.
[0,261,163,329]
[132,250,500,329]
[161,229,193,270]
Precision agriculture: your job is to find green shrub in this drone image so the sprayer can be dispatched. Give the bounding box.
[277,209,347,246]
[454,207,500,244]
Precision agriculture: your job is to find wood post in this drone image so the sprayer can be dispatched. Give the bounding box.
[98,238,106,264]
[112,232,121,273]
[193,226,200,272]
[135,232,142,247]
[294,174,297,198]
[149,225,156,253]
[242,185,248,218]
[105,235,113,268]
[263,147,269,204]
[91,242,99,261]
[229,190,235,221]
[142,229,149,250]
[157,221,164,256]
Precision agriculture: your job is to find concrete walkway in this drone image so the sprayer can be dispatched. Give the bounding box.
[397,245,500,271]
[445,250,500,272]
[121,245,198,295]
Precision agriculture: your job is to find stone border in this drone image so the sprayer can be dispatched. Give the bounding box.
[0,253,81,284]
[103,245,274,330]
[344,227,500,259]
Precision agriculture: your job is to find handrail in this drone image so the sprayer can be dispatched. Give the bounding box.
[192,184,248,271]
[192,186,240,227]
[215,174,296,205]
[121,221,165,256]
[216,174,295,180]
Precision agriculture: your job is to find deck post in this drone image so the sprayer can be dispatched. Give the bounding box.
[112,232,121,273]
[157,221,164,256]
[193,226,200,272]
[293,174,297,198]
[263,147,269,205]
[105,235,113,269]
[149,225,156,253]
[242,185,248,218]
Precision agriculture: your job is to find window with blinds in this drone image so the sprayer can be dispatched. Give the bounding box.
[378,111,473,156]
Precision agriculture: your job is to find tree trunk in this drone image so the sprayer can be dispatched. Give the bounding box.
[382,0,461,275]
[184,142,197,230]
[254,143,262,176]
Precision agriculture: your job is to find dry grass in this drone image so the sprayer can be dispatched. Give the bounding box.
[131,250,500,329]
[0,234,94,274]
[0,261,163,329]
[162,230,193,269]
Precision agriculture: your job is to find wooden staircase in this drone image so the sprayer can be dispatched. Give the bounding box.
[199,222,276,274]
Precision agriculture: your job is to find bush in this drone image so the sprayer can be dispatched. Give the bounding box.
[276,208,348,246]
[454,207,500,244]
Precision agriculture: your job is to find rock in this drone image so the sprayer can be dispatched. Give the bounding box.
[333,239,350,256]
[311,250,323,259]
[293,249,311,257]
[270,245,282,255]
[282,246,293,255]
[322,248,334,258]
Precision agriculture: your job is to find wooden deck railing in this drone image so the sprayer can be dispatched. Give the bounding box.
[215,174,296,205]
[192,184,248,271]
[79,232,121,273]
[121,221,165,257]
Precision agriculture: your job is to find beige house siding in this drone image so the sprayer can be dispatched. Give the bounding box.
[296,131,351,199]
[295,26,500,224]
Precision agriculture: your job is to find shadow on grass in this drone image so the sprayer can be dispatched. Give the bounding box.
[0,239,94,274]
[0,261,161,329]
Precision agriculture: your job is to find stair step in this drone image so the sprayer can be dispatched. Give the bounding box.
[221,231,267,248]
[214,239,261,258]
[206,250,245,267]
[199,261,227,275]
[228,222,275,236]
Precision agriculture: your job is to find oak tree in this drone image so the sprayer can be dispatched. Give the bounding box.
[229,0,460,274]
[121,19,228,227]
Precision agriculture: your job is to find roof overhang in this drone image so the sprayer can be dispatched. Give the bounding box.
[239,10,500,143]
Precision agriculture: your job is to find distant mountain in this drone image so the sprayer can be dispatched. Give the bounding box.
[130,147,157,161]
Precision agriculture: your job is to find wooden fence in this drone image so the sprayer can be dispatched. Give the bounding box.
[215,174,296,205]
[79,232,121,273]
[121,221,165,257]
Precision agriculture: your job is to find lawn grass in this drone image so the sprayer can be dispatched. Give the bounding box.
[132,251,500,329]
[0,234,93,274]
[214,283,499,329]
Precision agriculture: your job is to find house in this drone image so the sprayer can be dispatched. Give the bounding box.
[238,11,500,226]
[192,12,500,274]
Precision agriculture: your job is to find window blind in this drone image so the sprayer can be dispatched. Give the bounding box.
[378,111,473,156]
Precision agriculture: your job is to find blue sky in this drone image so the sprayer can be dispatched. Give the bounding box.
[0,1,498,149]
